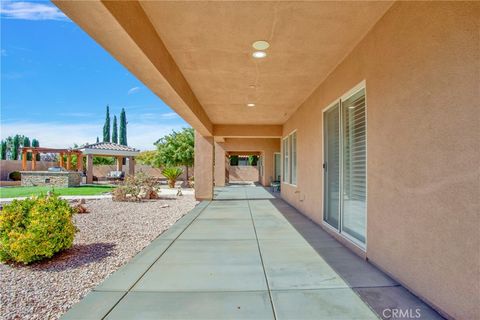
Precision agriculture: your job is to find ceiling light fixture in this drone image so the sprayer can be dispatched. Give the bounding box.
[247,103,256,107]
[252,40,270,50]
[252,51,267,59]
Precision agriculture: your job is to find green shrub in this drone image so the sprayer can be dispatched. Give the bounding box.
[9,171,21,181]
[0,195,76,264]
[162,167,183,188]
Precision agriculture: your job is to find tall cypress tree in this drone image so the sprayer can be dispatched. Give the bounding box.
[96,136,100,143]
[32,139,40,161]
[103,105,110,142]
[119,108,127,146]
[23,137,31,160]
[0,140,6,160]
[112,115,118,144]
[11,135,20,160]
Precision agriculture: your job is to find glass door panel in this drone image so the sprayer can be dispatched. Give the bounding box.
[341,89,366,244]
[323,103,341,229]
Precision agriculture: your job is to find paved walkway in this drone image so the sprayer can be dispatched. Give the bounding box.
[62,185,443,319]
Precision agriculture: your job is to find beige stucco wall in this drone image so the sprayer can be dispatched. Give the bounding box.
[229,166,260,183]
[0,160,59,180]
[214,138,280,187]
[281,2,480,319]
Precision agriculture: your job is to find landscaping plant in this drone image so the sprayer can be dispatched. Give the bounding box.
[8,171,21,181]
[112,172,159,202]
[0,195,76,264]
[162,167,184,188]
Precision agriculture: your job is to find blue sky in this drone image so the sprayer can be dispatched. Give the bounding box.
[0,0,188,150]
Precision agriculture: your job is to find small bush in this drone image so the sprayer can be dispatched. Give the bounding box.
[112,172,159,202]
[9,171,21,181]
[162,167,184,188]
[0,195,76,264]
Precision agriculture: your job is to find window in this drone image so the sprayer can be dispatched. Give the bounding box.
[282,131,297,185]
[291,132,297,185]
[282,137,289,182]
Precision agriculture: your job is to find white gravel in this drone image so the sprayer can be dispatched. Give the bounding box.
[0,196,197,320]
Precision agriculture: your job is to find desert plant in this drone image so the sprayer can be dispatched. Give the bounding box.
[162,167,183,188]
[112,172,159,202]
[188,176,194,188]
[0,195,76,264]
[9,171,21,181]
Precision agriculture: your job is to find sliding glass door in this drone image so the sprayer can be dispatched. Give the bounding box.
[323,87,367,247]
[323,103,341,229]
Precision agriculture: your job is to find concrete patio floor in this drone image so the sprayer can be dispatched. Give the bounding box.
[62,185,443,319]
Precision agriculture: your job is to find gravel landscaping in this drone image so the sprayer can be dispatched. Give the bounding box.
[0,196,197,320]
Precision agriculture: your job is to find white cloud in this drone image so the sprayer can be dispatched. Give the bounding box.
[160,112,179,119]
[127,86,140,95]
[0,121,186,151]
[0,1,69,21]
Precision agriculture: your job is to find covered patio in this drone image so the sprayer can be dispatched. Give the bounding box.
[62,185,442,319]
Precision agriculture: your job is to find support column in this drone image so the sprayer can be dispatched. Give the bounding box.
[77,154,84,172]
[86,154,93,184]
[194,132,214,200]
[31,152,37,170]
[116,156,123,171]
[66,153,72,170]
[127,156,135,176]
[214,141,226,187]
[22,150,27,171]
[59,153,65,168]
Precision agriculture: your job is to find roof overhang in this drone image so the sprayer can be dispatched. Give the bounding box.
[53,0,393,135]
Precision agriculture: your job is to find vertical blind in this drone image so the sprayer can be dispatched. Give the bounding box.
[341,89,366,243]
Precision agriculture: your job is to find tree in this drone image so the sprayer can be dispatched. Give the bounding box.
[96,136,100,143]
[11,135,20,160]
[154,128,194,179]
[0,140,6,160]
[136,150,157,166]
[23,137,32,160]
[31,139,40,161]
[103,105,110,142]
[112,115,118,144]
[119,108,127,146]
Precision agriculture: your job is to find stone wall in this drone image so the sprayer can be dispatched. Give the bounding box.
[21,172,82,187]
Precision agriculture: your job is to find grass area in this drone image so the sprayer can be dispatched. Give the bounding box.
[0,185,115,198]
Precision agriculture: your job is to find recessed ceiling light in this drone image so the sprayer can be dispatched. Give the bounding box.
[247,103,256,107]
[249,85,256,89]
[252,40,270,50]
[252,51,267,59]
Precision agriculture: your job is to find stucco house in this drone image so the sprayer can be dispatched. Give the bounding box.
[54,1,479,319]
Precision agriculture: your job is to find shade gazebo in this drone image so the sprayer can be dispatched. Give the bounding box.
[77,142,140,184]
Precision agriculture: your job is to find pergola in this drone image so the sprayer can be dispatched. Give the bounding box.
[77,142,140,184]
[20,147,83,171]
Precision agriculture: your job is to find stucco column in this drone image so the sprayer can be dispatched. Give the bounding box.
[31,152,37,170]
[59,152,65,168]
[214,141,226,187]
[86,154,93,184]
[77,154,84,172]
[22,150,27,171]
[194,132,214,200]
[116,156,123,171]
[66,153,72,170]
[127,157,135,176]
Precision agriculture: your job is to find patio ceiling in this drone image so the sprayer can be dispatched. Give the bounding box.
[54,0,392,134]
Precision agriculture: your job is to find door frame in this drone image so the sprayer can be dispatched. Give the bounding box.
[321,80,368,250]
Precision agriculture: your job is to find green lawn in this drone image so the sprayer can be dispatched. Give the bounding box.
[0,185,115,198]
